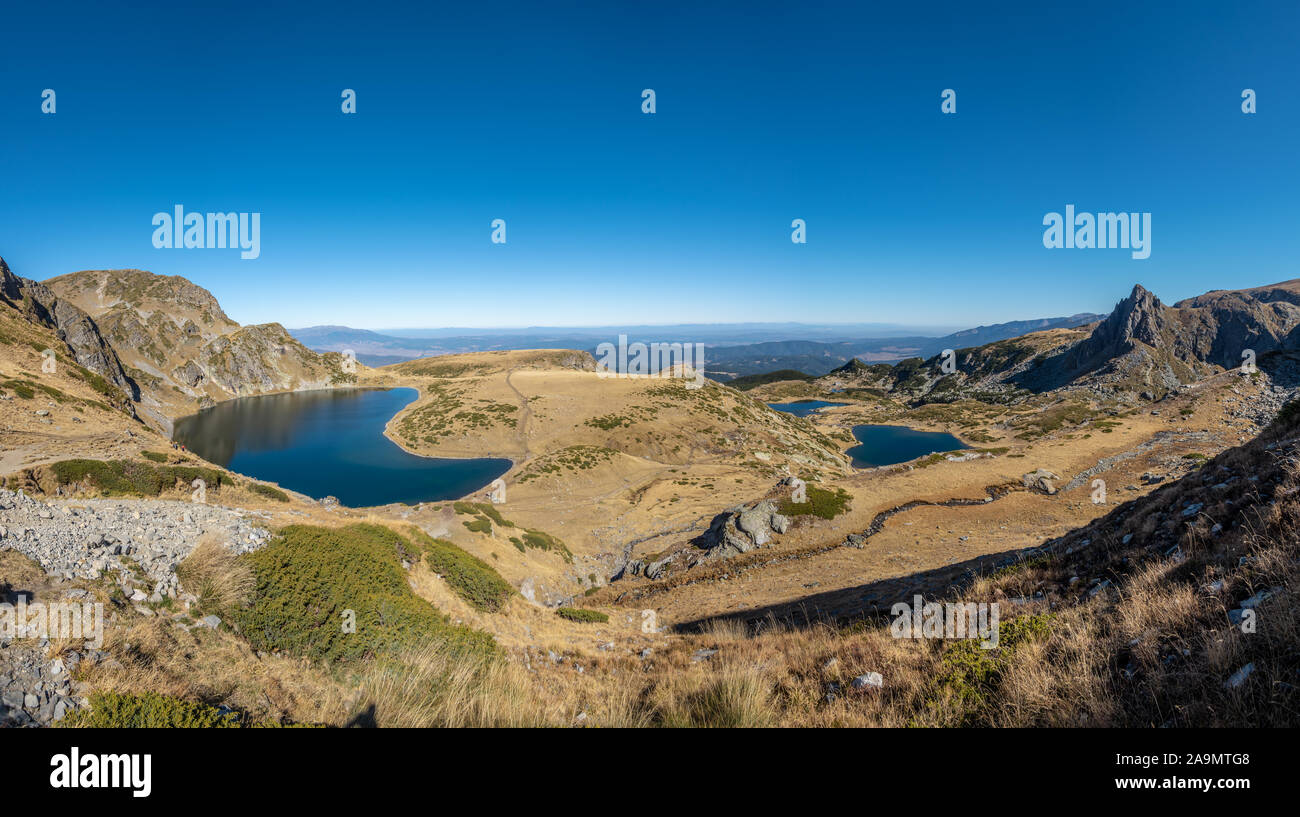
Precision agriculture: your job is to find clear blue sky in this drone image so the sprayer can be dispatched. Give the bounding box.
[1,0,1296,329]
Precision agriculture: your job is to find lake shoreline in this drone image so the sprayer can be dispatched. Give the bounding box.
[172,387,511,507]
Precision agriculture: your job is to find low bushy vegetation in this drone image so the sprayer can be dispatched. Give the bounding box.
[777,485,851,520]
[723,370,813,391]
[556,607,608,623]
[235,523,495,664]
[520,529,573,562]
[411,528,513,612]
[919,612,1055,726]
[585,414,633,430]
[248,482,291,502]
[453,501,572,562]
[517,445,618,483]
[1013,400,1100,440]
[48,458,228,497]
[62,691,244,728]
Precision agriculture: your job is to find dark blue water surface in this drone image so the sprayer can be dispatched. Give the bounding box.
[767,400,848,418]
[172,388,511,507]
[846,424,969,468]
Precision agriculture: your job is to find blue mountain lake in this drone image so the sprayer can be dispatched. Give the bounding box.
[846,424,969,468]
[172,387,511,507]
[767,400,848,417]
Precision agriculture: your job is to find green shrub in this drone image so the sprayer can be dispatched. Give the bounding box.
[61,691,318,728]
[471,503,514,528]
[556,607,608,623]
[411,529,513,612]
[922,612,1055,725]
[0,379,35,399]
[585,414,633,430]
[235,523,495,664]
[61,691,243,728]
[248,482,290,502]
[454,502,514,531]
[521,529,573,562]
[48,459,228,497]
[140,450,169,463]
[777,485,851,520]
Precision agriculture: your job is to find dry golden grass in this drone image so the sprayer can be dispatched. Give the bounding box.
[351,642,562,727]
[77,617,346,726]
[175,534,254,616]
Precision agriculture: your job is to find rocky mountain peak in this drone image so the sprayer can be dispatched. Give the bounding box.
[0,256,21,302]
[1113,283,1166,348]
[1056,283,1171,377]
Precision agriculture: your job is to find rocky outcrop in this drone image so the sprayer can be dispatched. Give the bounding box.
[1059,285,1170,375]
[810,279,1300,405]
[1021,469,1059,495]
[0,257,139,408]
[1022,281,1300,396]
[616,499,793,583]
[697,500,790,560]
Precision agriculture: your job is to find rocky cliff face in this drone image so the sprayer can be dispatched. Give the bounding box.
[809,279,1300,404]
[41,268,346,426]
[0,257,139,410]
[1029,280,1300,396]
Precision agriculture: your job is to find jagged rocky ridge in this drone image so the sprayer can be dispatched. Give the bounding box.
[0,257,139,412]
[818,280,1300,402]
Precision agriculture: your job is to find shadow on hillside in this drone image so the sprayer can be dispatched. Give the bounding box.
[1007,347,1097,393]
[672,544,1035,634]
[345,704,377,728]
[0,581,34,606]
[1259,350,1300,389]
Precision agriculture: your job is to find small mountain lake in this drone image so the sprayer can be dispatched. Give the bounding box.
[846,424,969,468]
[172,387,511,507]
[767,400,848,417]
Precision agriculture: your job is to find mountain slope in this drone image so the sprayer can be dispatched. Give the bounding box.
[1019,281,1300,396]
[780,280,1300,406]
[44,269,350,427]
[0,257,137,413]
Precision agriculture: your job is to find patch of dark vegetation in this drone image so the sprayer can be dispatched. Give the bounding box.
[410,528,514,612]
[236,523,496,664]
[585,414,633,430]
[556,607,608,623]
[62,691,244,728]
[917,612,1055,726]
[778,485,851,520]
[48,459,229,497]
[248,482,291,502]
[724,370,814,390]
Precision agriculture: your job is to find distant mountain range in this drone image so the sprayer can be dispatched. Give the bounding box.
[289,315,1104,376]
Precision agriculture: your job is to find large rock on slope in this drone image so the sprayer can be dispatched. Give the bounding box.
[698,500,790,559]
